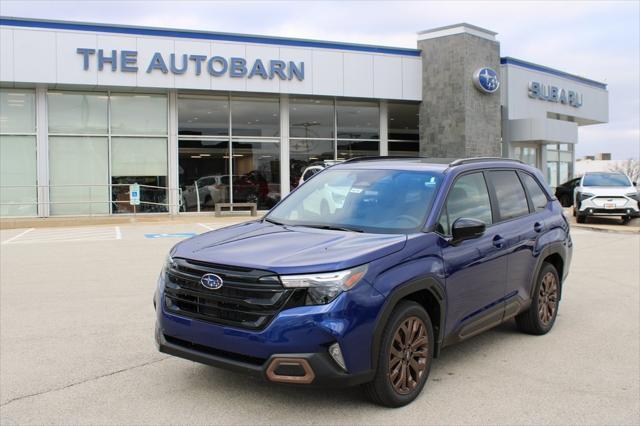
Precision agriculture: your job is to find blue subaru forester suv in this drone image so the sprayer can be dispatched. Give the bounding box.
[154,157,572,407]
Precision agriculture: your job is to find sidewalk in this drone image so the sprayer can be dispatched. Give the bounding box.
[564,208,640,234]
[0,212,263,230]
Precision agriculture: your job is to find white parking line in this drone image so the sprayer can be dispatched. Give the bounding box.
[198,223,214,231]
[1,228,35,245]
[115,226,122,240]
[3,227,118,244]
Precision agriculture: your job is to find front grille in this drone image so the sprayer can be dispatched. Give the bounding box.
[164,258,294,331]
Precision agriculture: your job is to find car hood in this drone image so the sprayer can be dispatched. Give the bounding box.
[579,186,636,196]
[172,221,407,275]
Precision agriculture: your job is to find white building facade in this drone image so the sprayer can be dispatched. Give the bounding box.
[0,18,609,217]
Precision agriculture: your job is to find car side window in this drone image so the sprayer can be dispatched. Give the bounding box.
[438,172,493,235]
[487,171,530,220]
[520,173,548,212]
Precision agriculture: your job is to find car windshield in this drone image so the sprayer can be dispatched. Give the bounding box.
[583,173,631,187]
[267,168,443,233]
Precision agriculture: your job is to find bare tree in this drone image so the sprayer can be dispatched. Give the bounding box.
[609,159,640,184]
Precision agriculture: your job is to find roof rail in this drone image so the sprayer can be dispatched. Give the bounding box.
[448,157,524,167]
[342,156,423,163]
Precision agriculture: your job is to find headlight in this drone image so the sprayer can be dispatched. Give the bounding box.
[578,192,595,201]
[625,192,640,201]
[280,264,368,305]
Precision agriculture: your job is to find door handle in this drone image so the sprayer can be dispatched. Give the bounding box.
[492,235,505,249]
[534,222,544,233]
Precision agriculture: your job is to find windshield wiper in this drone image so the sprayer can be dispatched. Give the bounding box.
[299,224,364,233]
[263,217,284,226]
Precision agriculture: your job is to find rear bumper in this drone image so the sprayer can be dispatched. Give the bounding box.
[155,327,374,387]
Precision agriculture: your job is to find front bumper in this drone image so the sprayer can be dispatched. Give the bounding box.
[154,274,384,387]
[155,330,373,387]
[577,196,640,217]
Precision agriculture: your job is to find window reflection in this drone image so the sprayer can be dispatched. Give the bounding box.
[232,141,281,209]
[178,97,229,136]
[336,101,379,139]
[178,139,230,212]
[337,140,378,160]
[289,139,334,189]
[290,97,334,139]
[232,97,279,137]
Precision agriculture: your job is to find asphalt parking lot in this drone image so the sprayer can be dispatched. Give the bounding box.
[0,219,639,425]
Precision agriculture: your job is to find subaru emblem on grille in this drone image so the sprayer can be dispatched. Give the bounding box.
[200,273,224,290]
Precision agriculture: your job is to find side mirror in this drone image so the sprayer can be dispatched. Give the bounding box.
[451,218,486,244]
[633,181,637,186]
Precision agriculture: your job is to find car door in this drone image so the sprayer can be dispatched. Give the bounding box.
[438,171,508,341]
[485,170,541,314]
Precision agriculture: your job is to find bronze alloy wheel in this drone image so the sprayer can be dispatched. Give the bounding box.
[538,271,559,325]
[388,316,429,395]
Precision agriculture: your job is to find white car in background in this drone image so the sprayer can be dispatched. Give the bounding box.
[574,172,639,224]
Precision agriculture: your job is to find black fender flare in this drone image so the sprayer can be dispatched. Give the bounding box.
[370,276,446,370]
[529,242,566,300]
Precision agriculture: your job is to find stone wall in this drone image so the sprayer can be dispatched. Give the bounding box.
[418,32,501,158]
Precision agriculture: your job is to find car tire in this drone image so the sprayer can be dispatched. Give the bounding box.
[621,216,631,225]
[363,301,434,408]
[572,207,577,217]
[576,214,586,224]
[516,262,561,335]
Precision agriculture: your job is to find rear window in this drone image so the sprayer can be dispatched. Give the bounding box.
[520,173,548,212]
[487,171,529,221]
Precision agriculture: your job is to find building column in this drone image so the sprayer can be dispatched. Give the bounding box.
[380,100,389,156]
[35,85,49,217]
[417,24,501,158]
[167,89,179,215]
[279,94,290,198]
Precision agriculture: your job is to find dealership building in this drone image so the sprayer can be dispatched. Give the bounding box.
[0,17,609,217]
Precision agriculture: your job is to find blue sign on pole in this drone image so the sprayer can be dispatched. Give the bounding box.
[129,184,140,206]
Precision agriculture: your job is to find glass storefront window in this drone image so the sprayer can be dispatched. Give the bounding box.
[0,89,37,217]
[232,96,279,137]
[545,143,573,187]
[178,139,230,212]
[546,161,558,188]
[512,145,537,167]
[0,136,37,217]
[110,94,167,135]
[49,137,109,215]
[0,89,36,133]
[337,140,379,160]
[336,101,379,139]
[111,137,168,213]
[389,141,419,157]
[48,92,108,134]
[232,141,281,209]
[289,139,334,189]
[178,96,229,136]
[388,102,419,141]
[290,97,334,139]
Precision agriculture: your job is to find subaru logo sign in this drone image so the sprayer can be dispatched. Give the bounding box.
[473,67,499,94]
[201,273,224,290]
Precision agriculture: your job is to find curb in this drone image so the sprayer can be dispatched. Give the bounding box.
[572,223,640,235]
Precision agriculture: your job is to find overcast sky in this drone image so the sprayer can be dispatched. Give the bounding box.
[2,0,638,159]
